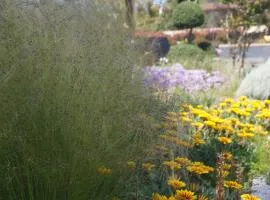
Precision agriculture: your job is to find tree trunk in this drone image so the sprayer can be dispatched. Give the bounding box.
[229,45,237,68]
[240,47,246,76]
[125,0,134,29]
[239,32,250,77]
[187,28,193,44]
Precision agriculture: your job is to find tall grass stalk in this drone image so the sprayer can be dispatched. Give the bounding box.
[0,1,165,199]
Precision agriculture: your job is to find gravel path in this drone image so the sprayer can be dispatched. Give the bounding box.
[251,177,270,199]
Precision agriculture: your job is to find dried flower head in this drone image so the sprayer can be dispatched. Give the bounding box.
[97,166,112,175]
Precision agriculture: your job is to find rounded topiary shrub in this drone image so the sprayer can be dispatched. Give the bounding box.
[236,60,270,99]
[172,1,204,29]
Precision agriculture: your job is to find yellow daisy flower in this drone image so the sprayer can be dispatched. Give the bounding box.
[175,157,192,166]
[97,166,112,175]
[191,122,204,129]
[204,120,216,128]
[127,161,136,169]
[181,117,192,123]
[187,162,214,175]
[152,193,169,200]
[198,195,209,200]
[224,98,234,104]
[224,181,243,190]
[163,161,181,170]
[239,96,248,101]
[241,194,261,200]
[167,177,186,189]
[174,189,196,200]
[223,152,233,160]
[142,163,155,171]
[217,137,232,145]
[192,133,205,146]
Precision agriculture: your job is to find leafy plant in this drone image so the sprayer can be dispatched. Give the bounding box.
[168,44,204,60]
[150,97,269,199]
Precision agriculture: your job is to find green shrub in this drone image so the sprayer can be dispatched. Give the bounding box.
[168,43,204,59]
[167,43,213,71]
[172,1,204,29]
[147,2,159,18]
[0,1,167,200]
[236,60,270,99]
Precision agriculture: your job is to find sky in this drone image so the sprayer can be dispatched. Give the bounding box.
[153,0,166,5]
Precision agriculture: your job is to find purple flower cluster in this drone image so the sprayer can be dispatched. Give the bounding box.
[143,63,225,93]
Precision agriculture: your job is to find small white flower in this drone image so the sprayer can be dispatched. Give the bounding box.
[164,58,168,63]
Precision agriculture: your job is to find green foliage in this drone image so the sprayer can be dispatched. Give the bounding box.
[251,138,270,176]
[167,0,198,7]
[172,1,204,29]
[146,1,159,18]
[168,43,205,60]
[267,173,270,185]
[236,61,270,100]
[221,0,270,70]
[222,0,270,26]
[167,43,213,71]
[0,1,167,199]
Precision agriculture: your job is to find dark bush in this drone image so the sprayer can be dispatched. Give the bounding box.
[194,37,213,51]
[151,37,171,61]
[197,41,212,51]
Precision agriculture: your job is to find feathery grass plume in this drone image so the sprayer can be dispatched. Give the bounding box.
[236,59,270,99]
[0,0,166,199]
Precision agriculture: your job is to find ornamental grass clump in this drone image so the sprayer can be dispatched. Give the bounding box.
[151,97,269,199]
[0,1,166,199]
[236,60,270,99]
